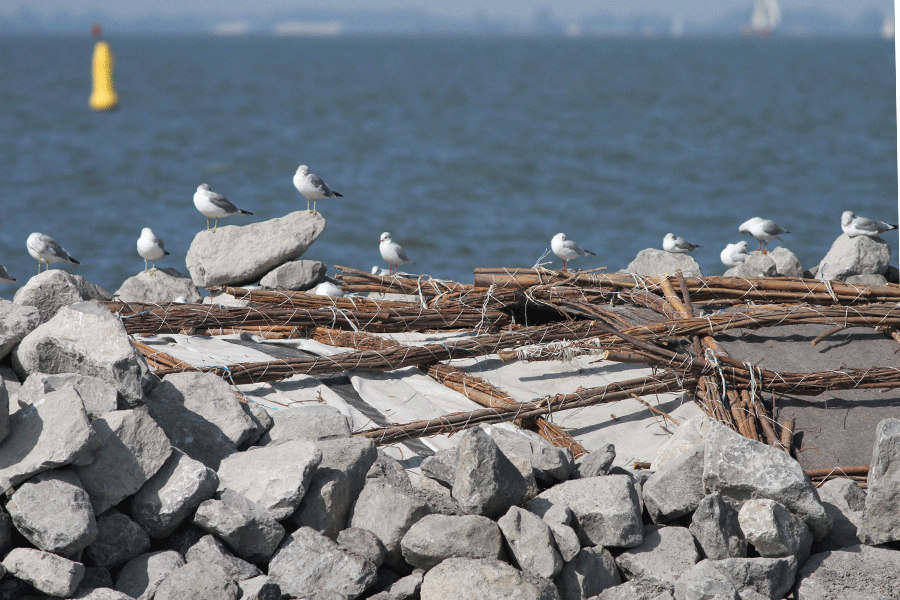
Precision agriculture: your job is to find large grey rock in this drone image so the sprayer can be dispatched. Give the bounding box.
[350,479,433,567]
[186,210,326,287]
[114,551,185,600]
[337,527,386,568]
[814,478,865,551]
[738,498,812,562]
[7,468,97,555]
[702,421,831,539]
[292,437,378,538]
[400,513,504,570]
[420,449,456,487]
[724,252,777,278]
[73,588,134,600]
[384,570,424,600]
[794,544,900,599]
[215,439,321,519]
[193,489,285,563]
[689,493,747,559]
[0,299,40,360]
[259,404,351,444]
[616,525,701,587]
[1,547,85,597]
[673,560,741,600]
[13,270,111,322]
[113,268,202,304]
[184,534,262,581]
[130,448,219,539]
[547,521,580,562]
[0,387,95,493]
[651,417,711,472]
[768,247,804,277]
[707,556,797,600]
[498,506,562,579]
[626,249,701,278]
[18,372,118,419]
[74,408,173,514]
[643,445,705,524]
[595,580,673,600]
[860,418,900,544]
[529,475,643,548]
[259,259,327,290]
[238,576,281,600]
[84,509,151,568]
[556,547,621,600]
[366,448,413,490]
[151,560,240,600]
[268,526,378,600]
[452,426,529,518]
[574,444,616,478]
[490,425,575,484]
[12,301,155,407]
[421,557,561,600]
[71,566,115,598]
[818,233,891,281]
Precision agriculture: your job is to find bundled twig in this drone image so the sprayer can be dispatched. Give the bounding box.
[335,265,472,296]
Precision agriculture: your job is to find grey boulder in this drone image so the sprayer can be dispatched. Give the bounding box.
[114,550,185,600]
[794,544,900,599]
[337,527,387,568]
[707,556,797,600]
[113,268,202,304]
[616,525,701,587]
[574,444,616,478]
[184,534,262,582]
[84,509,151,568]
[349,479,433,567]
[193,489,285,563]
[238,576,281,600]
[737,498,812,562]
[452,426,529,518]
[689,493,747,559]
[724,252,777,278]
[818,233,891,281]
[768,247,804,277]
[420,557,561,600]
[814,478,865,551]
[555,547,621,600]
[643,445,706,524]
[0,299,40,360]
[259,404,351,444]
[18,372,118,418]
[259,259,327,290]
[151,561,240,600]
[490,424,575,484]
[626,249,701,278]
[1,547,85,598]
[860,418,900,544]
[498,506,562,579]
[13,270,111,322]
[400,513,504,570]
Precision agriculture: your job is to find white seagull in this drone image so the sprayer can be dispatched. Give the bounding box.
[27,232,80,273]
[379,232,415,275]
[551,232,595,272]
[293,165,342,214]
[193,184,253,232]
[137,227,170,273]
[0,266,16,284]
[720,241,750,268]
[841,211,898,238]
[315,281,345,297]
[663,232,701,254]
[739,217,789,253]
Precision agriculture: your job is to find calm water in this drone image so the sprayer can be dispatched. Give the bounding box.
[0,35,896,297]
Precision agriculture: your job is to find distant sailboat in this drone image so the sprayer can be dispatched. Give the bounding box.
[882,14,894,39]
[741,0,781,36]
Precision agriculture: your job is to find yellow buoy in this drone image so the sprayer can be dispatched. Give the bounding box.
[89,39,118,111]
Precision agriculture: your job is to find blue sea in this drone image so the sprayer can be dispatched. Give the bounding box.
[0,35,896,298]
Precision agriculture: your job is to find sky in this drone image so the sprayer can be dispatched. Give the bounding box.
[1,0,893,24]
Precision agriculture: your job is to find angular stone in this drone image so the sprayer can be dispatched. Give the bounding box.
[400,513,504,570]
[547,522,580,562]
[643,445,706,524]
[13,270,111,322]
[130,449,219,539]
[452,427,529,518]
[0,299,40,361]
[18,372,119,419]
[184,534,262,581]
[259,259,327,291]
[498,506,562,579]
[702,421,831,539]
[794,544,900,599]
[113,268,202,304]
[768,247,803,277]
[152,560,240,600]
[243,402,273,442]
[259,404,351,444]
[186,211,326,287]
[673,560,740,600]
[1,547,85,598]
[74,408,173,514]
[574,444,616,478]
[193,489,285,563]
[162,372,257,447]
[689,493,747,560]
[12,301,155,407]
[216,439,321,520]
[814,478,865,551]
[490,425,574,484]
[337,527,386,568]
[724,251,778,278]
[529,475,643,548]
[555,547,621,600]
[350,479,433,567]
[71,566,114,598]
[626,249,702,278]
[84,509,151,568]
[616,525,700,587]
[738,499,812,562]
[384,571,423,600]
[7,468,97,556]
[819,233,891,281]
[0,387,95,493]
[420,449,455,487]
[420,557,561,600]
[860,418,900,544]
[238,576,281,600]
[366,448,413,490]
[268,526,378,600]
[73,588,135,600]
[708,556,797,600]
[114,551,185,600]
[651,417,710,472]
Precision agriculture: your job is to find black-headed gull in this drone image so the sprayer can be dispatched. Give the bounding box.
[739,217,789,253]
[27,232,80,273]
[551,232,595,272]
[137,227,170,273]
[293,165,342,214]
[379,232,415,275]
[193,184,252,232]
[841,211,898,238]
[0,266,16,284]
[720,241,750,268]
[663,232,701,254]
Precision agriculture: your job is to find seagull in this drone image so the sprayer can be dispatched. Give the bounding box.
[739,217,789,254]
[27,232,80,273]
[193,184,252,232]
[137,227,170,273]
[841,211,898,238]
[720,241,750,268]
[315,281,345,297]
[293,165,342,214]
[379,232,415,275]
[0,266,16,284]
[663,233,701,254]
[551,232,595,272]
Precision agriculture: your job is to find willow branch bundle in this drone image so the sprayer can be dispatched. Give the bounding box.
[335,265,472,296]
[131,340,197,373]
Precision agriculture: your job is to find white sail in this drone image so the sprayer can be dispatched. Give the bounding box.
[748,0,781,33]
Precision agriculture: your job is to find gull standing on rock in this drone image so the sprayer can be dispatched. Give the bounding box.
[27,232,80,273]
[720,241,750,268]
[379,232,415,275]
[663,233,701,254]
[551,232,595,272]
[193,184,253,232]
[739,217,789,254]
[841,211,898,238]
[0,266,16,284]
[137,227,170,273]
[293,165,342,214]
